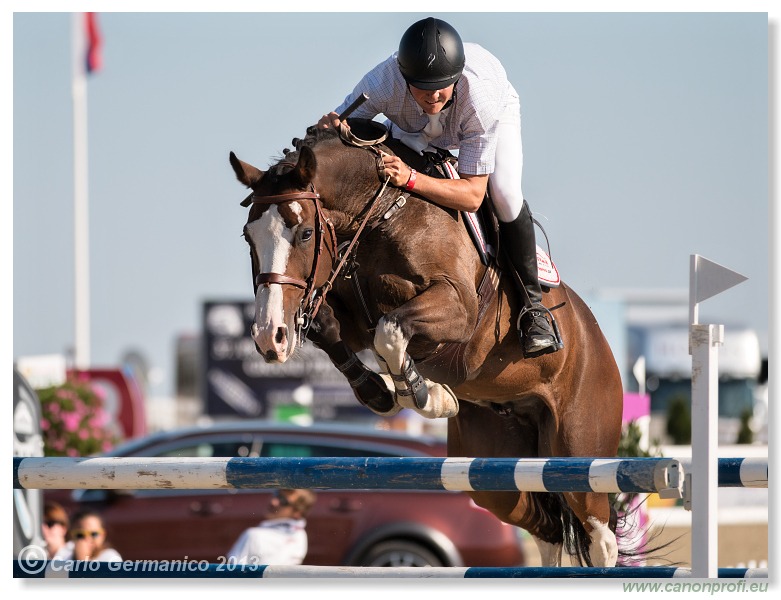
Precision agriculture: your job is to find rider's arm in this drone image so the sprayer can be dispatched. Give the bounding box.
[380,154,488,213]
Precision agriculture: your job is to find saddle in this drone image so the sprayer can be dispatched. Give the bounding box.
[341,119,560,384]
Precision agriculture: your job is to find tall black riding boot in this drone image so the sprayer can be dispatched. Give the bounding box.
[498,201,560,358]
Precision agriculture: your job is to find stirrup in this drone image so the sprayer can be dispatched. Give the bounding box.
[517,305,564,358]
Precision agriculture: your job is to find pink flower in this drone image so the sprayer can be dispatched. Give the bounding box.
[47,402,60,415]
[89,411,108,428]
[78,429,89,440]
[66,448,79,457]
[61,412,81,432]
[40,419,50,430]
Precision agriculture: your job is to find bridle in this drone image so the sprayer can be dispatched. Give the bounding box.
[243,185,336,341]
[242,167,395,344]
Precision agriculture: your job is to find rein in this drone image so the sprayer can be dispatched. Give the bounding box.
[244,169,394,343]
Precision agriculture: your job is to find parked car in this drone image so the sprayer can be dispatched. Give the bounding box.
[46,421,525,567]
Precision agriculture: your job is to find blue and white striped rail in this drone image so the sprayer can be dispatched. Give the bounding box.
[12,561,768,579]
[703,457,767,488]
[13,456,684,495]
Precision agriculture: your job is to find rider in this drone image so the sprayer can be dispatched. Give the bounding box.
[317,17,559,358]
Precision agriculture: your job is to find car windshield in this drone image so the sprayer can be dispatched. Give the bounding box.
[154,439,261,458]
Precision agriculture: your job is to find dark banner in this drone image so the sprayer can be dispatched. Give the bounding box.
[202,300,376,421]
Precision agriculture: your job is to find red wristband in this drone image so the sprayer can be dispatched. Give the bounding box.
[405,169,417,191]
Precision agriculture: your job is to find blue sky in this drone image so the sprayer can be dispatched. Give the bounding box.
[8,7,773,401]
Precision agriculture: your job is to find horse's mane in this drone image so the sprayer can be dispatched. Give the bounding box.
[296,125,338,149]
[268,126,340,178]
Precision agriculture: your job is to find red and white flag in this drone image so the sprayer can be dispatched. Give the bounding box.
[84,13,102,74]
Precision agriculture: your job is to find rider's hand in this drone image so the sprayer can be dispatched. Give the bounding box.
[317,112,342,130]
[381,154,414,188]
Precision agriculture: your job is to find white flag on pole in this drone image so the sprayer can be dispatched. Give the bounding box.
[689,254,747,337]
[691,255,748,303]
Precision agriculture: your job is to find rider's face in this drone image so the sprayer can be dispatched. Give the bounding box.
[408,84,455,115]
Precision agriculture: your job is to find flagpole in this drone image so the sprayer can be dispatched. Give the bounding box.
[71,13,90,369]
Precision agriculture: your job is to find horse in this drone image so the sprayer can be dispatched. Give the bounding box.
[229,122,625,567]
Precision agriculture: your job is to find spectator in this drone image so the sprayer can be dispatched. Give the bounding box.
[227,489,317,565]
[54,510,122,562]
[42,501,70,559]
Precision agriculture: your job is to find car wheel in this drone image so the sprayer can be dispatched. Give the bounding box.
[361,540,444,567]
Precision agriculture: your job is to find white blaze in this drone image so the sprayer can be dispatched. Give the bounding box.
[245,204,299,343]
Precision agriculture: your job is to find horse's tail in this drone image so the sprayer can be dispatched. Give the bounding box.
[553,493,682,567]
[612,495,683,567]
[554,493,594,566]
[522,491,595,565]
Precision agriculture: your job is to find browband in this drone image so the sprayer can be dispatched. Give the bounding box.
[240,191,321,207]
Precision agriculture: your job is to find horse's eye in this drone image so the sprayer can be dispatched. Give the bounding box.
[301,228,314,242]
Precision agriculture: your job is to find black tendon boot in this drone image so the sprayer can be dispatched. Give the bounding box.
[498,201,560,358]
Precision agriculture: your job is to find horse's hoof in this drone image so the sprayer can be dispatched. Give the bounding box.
[431,384,459,418]
[359,393,400,416]
[405,383,458,419]
[371,403,403,418]
[354,371,400,415]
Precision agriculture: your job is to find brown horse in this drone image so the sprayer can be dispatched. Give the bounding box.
[230,123,624,567]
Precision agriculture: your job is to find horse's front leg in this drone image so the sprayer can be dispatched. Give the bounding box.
[373,281,471,419]
[307,301,400,416]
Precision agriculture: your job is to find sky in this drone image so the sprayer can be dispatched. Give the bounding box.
[7,6,774,404]
[4,1,778,597]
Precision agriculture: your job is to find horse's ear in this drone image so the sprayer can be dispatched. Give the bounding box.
[230,151,265,189]
[292,146,317,188]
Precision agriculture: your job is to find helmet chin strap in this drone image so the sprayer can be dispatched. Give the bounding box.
[442,83,458,110]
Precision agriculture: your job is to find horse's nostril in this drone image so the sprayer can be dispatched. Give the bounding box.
[275,326,287,345]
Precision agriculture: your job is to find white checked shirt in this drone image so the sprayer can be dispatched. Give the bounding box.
[334,43,519,176]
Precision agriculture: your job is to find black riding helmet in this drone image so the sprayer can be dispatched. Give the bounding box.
[397,17,465,90]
